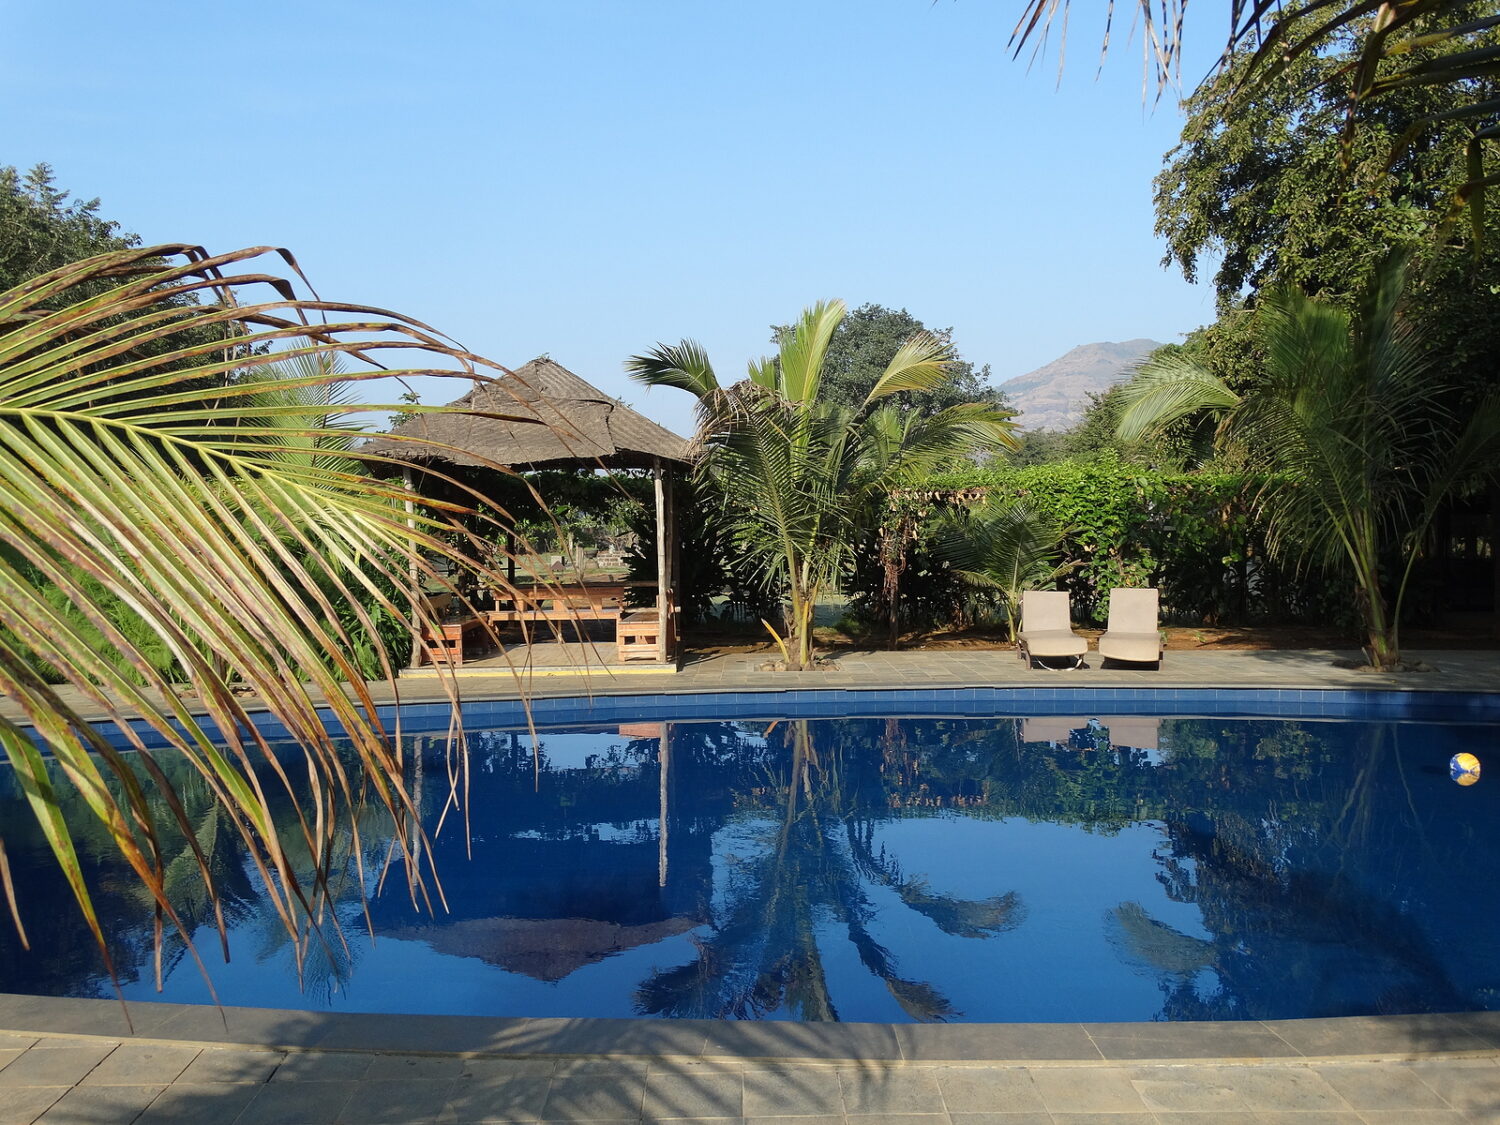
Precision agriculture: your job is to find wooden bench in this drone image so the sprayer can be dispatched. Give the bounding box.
[419,615,489,666]
[487,582,626,624]
[616,609,665,662]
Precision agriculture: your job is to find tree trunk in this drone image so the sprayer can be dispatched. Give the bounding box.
[795,595,816,670]
[1357,560,1400,670]
[784,586,812,671]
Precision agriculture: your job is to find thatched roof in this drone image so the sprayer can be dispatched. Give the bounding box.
[362,356,690,471]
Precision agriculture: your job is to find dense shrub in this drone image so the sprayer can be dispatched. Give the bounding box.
[884,454,1353,628]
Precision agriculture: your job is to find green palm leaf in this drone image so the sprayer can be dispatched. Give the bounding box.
[0,244,528,994]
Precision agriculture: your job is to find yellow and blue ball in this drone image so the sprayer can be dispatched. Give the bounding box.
[1450,752,1482,786]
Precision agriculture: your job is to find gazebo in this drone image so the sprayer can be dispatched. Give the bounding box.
[362,357,692,668]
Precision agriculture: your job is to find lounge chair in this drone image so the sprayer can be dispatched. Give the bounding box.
[1098,587,1164,666]
[1017,590,1087,669]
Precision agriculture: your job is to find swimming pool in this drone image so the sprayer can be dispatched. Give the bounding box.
[3,693,1499,1023]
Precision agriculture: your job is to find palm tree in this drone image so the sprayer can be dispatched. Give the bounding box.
[929,498,1071,642]
[0,244,523,992]
[1117,258,1500,669]
[626,300,1018,669]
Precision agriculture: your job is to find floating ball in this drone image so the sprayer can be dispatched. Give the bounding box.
[1451,752,1481,786]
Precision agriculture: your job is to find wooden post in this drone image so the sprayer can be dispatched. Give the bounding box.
[654,459,669,662]
[668,468,680,653]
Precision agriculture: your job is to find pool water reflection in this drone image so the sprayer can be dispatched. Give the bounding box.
[2,714,1498,1022]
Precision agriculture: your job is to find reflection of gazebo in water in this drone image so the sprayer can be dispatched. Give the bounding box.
[362,357,691,670]
[366,724,714,983]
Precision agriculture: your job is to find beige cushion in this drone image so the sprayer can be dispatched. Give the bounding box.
[1098,588,1162,664]
[1019,591,1087,658]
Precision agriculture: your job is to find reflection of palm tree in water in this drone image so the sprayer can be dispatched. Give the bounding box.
[635,721,1022,1021]
[1110,724,1466,1020]
[133,761,402,1004]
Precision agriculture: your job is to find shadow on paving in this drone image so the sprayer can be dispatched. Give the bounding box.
[0,1002,1497,1123]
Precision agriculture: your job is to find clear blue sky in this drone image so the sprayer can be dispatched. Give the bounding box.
[2,1,1222,437]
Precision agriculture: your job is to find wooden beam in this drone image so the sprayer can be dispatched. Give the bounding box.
[654,459,669,662]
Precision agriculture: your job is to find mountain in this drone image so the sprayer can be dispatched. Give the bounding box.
[999,339,1164,432]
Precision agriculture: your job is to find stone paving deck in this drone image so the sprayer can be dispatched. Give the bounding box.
[2,647,1499,1122]
[0,1023,1495,1123]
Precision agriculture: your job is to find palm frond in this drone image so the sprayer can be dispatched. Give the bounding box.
[0,245,523,992]
[864,332,955,406]
[1117,354,1241,443]
[623,339,719,400]
[775,299,844,405]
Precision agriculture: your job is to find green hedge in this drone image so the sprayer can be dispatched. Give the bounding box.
[915,454,1345,627]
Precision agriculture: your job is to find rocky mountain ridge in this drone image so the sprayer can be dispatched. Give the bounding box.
[999,338,1164,432]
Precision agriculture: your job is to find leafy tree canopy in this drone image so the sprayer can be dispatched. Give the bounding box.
[772,303,1006,416]
[1155,16,1500,307]
[0,163,137,293]
[1154,14,1500,401]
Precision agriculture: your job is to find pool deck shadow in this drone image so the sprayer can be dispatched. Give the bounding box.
[0,996,1498,1123]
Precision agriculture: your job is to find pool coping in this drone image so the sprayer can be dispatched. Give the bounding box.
[39,680,1500,752]
[8,647,1500,742]
[1,994,1499,1066]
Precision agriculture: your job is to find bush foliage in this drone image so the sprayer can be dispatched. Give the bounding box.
[880,454,1351,629]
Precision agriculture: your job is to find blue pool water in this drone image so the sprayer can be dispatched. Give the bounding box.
[3,708,1500,1023]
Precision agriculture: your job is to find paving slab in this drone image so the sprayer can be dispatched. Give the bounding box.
[236,1079,358,1125]
[0,1087,64,1125]
[0,1044,112,1088]
[443,1073,551,1122]
[135,1082,261,1124]
[35,1082,164,1122]
[1086,1021,1301,1061]
[337,1076,458,1123]
[640,1071,743,1120]
[1264,1014,1494,1058]
[740,1068,844,1117]
[542,1072,649,1120]
[79,1043,198,1086]
[933,1067,1046,1113]
[836,1066,944,1115]
[895,1022,1102,1062]
[704,1021,901,1063]
[1312,1062,1454,1110]
[174,1048,284,1084]
[1027,1067,1151,1114]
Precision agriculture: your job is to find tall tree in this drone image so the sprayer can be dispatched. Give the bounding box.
[1118,260,1500,670]
[628,300,1018,669]
[1154,14,1500,325]
[773,303,1006,417]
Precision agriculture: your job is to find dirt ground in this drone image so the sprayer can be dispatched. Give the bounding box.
[685,613,1500,656]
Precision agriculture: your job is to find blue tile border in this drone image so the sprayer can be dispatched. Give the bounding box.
[35,685,1500,752]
